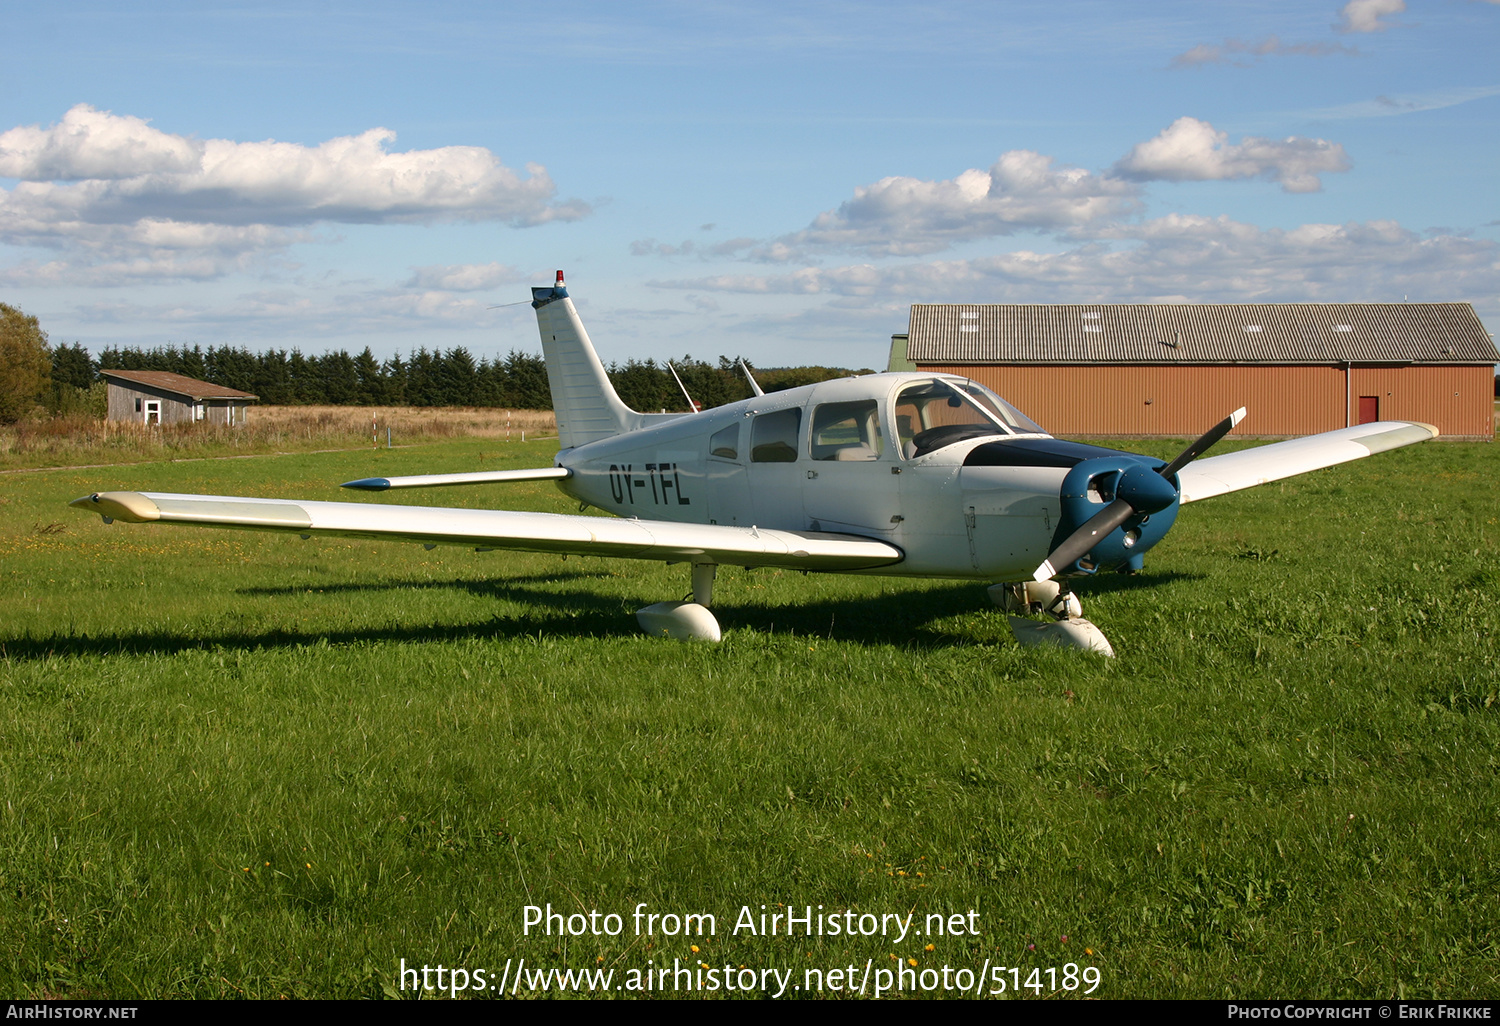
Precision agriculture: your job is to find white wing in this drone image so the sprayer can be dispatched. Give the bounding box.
[1177,420,1438,504]
[70,491,903,571]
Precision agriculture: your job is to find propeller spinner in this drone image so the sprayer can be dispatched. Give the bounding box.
[1032,407,1245,582]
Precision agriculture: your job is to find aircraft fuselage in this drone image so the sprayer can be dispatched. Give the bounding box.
[555,371,1177,582]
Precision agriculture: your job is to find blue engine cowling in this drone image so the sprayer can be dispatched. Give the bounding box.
[1050,457,1180,575]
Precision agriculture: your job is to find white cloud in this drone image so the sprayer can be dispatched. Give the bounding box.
[1337,0,1405,33]
[0,104,589,284]
[0,217,309,286]
[0,104,202,180]
[630,238,696,257]
[403,262,525,291]
[1170,35,1358,67]
[1113,117,1351,193]
[775,151,1140,257]
[658,216,1500,306]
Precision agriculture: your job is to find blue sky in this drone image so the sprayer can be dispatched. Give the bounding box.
[1,0,1496,370]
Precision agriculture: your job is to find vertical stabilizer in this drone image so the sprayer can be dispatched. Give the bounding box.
[532,271,640,449]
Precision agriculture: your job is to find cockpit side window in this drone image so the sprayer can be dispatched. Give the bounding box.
[810,400,883,461]
[750,409,801,463]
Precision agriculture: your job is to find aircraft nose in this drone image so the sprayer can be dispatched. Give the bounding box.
[1115,464,1178,515]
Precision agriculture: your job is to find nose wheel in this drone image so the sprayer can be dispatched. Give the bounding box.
[989,580,1115,657]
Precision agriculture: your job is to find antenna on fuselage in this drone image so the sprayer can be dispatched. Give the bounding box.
[738,358,765,397]
[666,361,701,413]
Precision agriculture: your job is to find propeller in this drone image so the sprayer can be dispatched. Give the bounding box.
[1032,407,1245,582]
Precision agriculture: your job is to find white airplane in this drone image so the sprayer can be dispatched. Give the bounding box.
[71,272,1439,655]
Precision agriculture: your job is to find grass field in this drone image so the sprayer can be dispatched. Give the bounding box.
[1,426,1496,1000]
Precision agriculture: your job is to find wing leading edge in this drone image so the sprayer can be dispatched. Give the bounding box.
[1177,420,1438,504]
[69,491,903,571]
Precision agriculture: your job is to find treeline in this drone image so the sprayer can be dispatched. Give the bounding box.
[82,343,872,411]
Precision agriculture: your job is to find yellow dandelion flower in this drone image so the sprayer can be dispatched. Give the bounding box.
[907,958,918,967]
[925,944,935,952]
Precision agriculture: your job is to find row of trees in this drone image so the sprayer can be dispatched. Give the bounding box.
[91,342,871,411]
[0,299,875,423]
[97,343,555,409]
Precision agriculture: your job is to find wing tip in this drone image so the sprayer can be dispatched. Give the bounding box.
[341,478,392,491]
[69,491,161,523]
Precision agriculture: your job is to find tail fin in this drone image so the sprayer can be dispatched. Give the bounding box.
[531,271,648,449]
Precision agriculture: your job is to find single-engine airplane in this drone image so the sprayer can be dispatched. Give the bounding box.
[72,272,1439,655]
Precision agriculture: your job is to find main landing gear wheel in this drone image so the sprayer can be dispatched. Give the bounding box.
[636,562,722,641]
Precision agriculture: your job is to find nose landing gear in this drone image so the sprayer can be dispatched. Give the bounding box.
[989,580,1114,657]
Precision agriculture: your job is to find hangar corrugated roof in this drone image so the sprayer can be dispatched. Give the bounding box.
[906,303,1499,365]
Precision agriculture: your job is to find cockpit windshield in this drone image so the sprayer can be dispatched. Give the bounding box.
[954,381,1045,435]
[894,379,1045,458]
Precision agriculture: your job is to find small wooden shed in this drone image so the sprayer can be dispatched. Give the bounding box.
[102,370,258,426]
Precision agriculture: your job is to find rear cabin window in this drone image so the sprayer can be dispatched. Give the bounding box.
[750,409,801,463]
[810,400,883,461]
[709,423,739,460]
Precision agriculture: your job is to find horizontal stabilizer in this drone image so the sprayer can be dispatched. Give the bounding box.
[1177,420,1438,504]
[342,467,571,491]
[70,491,904,571]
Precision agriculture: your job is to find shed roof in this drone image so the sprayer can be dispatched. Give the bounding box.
[101,369,259,401]
[906,302,1499,365]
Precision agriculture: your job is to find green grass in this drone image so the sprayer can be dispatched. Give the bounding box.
[1,434,1497,999]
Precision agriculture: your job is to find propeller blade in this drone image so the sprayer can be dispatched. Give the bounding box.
[1033,498,1133,582]
[1158,407,1245,479]
[1032,408,1245,582]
